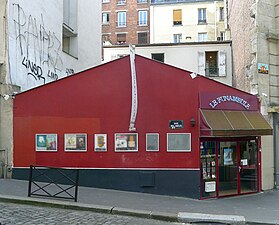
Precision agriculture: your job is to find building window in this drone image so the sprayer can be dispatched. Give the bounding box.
[138,10,148,26]
[167,133,191,152]
[198,8,207,24]
[173,34,182,43]
[198,50,226,77]
[205,51,218,77]
[146,133,159,151]
[117,33,126,44]
[173,9,182,25]
[117,0,126,5]
[151,53,164,62]
[138,32,148,44]
[198,33,207,42]
[117,12,126,27]
[102,12,110,25]
[219,7,224,21]
[63,0,78,57]
[138,0,148,3]
[102,0,110,3]
[220,32,225,41]
[102,34,111,45]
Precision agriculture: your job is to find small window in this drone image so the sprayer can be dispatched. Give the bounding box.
[198,33,207,42]
[117,33,126,44]
[117,11,126,27]
[138,10,148,26]
[115,133,138,152]
[138,32,148,44]
[198,8,207,24]
[173,34,182,43]
[205,51,218,77]
[151,53,164,62]
[63,0,78,57]
[219,7,224,21]
[146,133,159,151]
[167,133,191,152]
[173,9,182,25]
[102,12,110,25]
[220,32,225,41]
[138,0,147,3]
[117,0,126,5]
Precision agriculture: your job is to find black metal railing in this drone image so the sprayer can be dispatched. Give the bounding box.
[28,165,79,202]
[205,66,219,77]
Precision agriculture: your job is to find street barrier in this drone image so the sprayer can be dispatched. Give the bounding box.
[28,165,79,202]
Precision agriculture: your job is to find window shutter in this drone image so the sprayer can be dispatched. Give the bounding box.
[198,51,205,75]
[218,50,226,76]
[173,9,182,22]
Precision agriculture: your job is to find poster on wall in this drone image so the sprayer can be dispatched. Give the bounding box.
[224,148,233,165]
[36,134,57,152]
[115,133,138,152]
[258,63,269,74]
[65,134,87,151]
[205,181,216,192]
[94,134,107,151]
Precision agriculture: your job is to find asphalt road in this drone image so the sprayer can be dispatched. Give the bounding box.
[0,202,188,225]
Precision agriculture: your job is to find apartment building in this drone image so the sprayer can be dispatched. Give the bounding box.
[0,0,101,178]
[102,0,150,45]
[103,41,233,86]
[150,0,228,43]
[228,0,279,191]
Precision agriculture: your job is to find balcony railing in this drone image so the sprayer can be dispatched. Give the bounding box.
[151,0,218,4]
[116,21,127,27]
[205,66,219,77]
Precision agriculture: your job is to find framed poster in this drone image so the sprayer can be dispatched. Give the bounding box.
[167,133,191,152]
[94,134,107,152]
[64,133,87,152]
[115,133,138,152]
[146,133,159,151]
[36,134,57,152]
[224,148,233,165]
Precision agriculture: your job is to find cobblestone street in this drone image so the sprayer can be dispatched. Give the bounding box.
[0,202,186,225]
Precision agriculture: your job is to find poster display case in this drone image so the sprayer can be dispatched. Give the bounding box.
[200,141,217,198]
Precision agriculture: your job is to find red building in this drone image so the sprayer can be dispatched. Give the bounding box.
[13,55,272,199]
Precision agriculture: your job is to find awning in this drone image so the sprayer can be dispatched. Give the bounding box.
[200,109,273,137]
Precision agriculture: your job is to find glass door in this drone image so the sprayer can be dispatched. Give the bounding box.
[239,140,258,194]
[218,142,238,197]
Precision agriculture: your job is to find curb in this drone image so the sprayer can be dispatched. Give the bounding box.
[0,195,178,222]
[0,195,277,225]
[178,212,246,225]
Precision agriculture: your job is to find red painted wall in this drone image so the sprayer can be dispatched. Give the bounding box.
[13,55,259,169]
[13,56,201,169]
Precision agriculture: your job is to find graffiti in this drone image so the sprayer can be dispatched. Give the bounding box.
[66,68,75,76]
[47,70,58,81]
[12,3,63,85]
[22,56,45,84]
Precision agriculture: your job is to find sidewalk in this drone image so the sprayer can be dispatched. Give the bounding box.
[0,179,278,224]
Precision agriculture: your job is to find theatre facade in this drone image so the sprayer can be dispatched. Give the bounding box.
[13,55,272,199]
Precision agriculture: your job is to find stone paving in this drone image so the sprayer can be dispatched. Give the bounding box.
[0,202,187,225]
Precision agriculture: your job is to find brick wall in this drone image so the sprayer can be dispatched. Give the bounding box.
[102,0,150,45]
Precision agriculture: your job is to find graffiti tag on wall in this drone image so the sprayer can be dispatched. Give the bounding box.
[11,3,66,87]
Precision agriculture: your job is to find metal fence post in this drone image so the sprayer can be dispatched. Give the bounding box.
[28,165,33,197]
[74,169,79,202]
